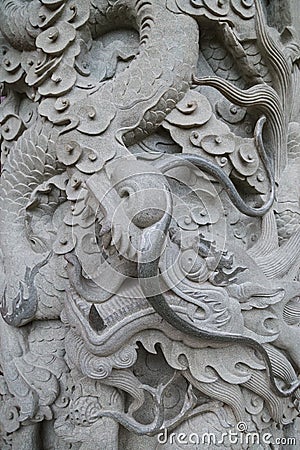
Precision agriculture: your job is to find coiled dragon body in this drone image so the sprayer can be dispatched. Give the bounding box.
[1,0,298,405]
[0,0,199,325]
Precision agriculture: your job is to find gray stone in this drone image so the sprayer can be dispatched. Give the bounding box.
[0,0,300,448]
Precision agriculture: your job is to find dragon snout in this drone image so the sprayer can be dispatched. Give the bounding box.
[111,160,169,229]
[124,187,167,229]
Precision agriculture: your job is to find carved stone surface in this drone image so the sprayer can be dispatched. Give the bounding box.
[0,1,300,449]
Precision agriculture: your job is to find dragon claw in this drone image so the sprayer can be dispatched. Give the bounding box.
[0,252,52,326]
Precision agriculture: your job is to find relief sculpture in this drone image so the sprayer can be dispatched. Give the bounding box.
[0,0,300,448]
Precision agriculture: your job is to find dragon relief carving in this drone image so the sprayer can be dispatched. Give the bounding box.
[0,0,300,448]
